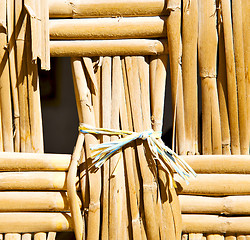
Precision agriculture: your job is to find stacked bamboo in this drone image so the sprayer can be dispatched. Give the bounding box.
[0,0,56,239]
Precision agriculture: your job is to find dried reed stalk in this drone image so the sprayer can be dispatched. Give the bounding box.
[125,56,159,240]
[217,8,231,155]
[67,133,85,240]
[7,0,20,153]
[0,213,72,233]
[0,0,13,152]
[198,0,222,155]
[182,0,198,154]
[71,58,101,240]
[231,0,248,154]
[100,56,112,240]
[49,0,167,18]
[50,39,168,57]
[166,0,186,154]
[0,191,70,211]
[220,0,240,154]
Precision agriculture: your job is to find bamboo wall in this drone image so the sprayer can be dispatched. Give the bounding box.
[0,0,249,239]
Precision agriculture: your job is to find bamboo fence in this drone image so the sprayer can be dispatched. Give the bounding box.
[0,0,249,239]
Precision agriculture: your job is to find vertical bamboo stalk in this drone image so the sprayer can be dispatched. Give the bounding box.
[0,0,13,152]
[5,234,21,240]
[241,0,249,148]
[67,133,85,240]
[182,0,198,155]
[120,69,142,240]
[7,0,20,152]
[220,0,240,154]
[231,0,248,154]
[71,58,101,240]
[198,0,222,155]
[15,0,32,153]
[166,0,186,154]
[125,56,159,240]
[217,6,231,155]
[101,56,111,240]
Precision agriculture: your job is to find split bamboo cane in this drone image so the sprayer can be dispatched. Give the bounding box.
[0,213,72,233]
[100,56,112,240]
[231,0,248,155]
[220,0,240,154]
[198,0,222,155]
[71,58,101,240]
[50,39,168,57]
[49,17,167,40]
[166,0,186,154]
[0,0,14,152]
[182,0,198,155]
[7,0,20,153]
[49,0,167,18]
[217,9,231,155]
[125,56,159,240]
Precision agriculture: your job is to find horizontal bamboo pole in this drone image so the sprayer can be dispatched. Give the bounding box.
[179,195,250,215]
[176,174,250,196]
[50,17,167,39]
[0,172,68,190]
[182,214,250,234]
[0,152,70,171]
[0,213,72,233]
[50,39,167,57]
[182,155,250,174]
[49,0,167,18]
[0,191,73,211]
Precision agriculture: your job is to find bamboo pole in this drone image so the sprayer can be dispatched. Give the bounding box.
[198,0,222,155]
[125,56,159,240]
[7,0,20,153]
[0,172,67,190]
[182,0,198,154]
[220,0,240,154]
[179,195,250,215]
[67,133,85,240]
[182,215,250,234]
[181,155,250,174]
[0,213,72,233]
[49,17,167,40]
[50,39,168,57]
[176,174,250,195]
[15,0,32,153]
[71,58,101,240]
[49,0,167,18]
[231,0,248,155]
[166,0,186,154]
[0,0,14,152]
[0,191,71,211]
[100,56,112,240]
[0,152,70,171]
[217,8,231,155]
